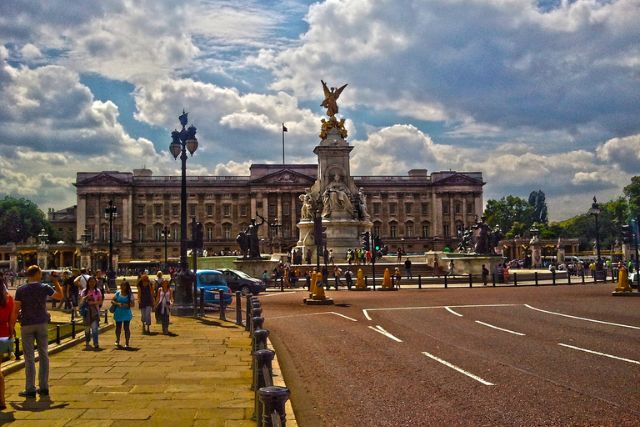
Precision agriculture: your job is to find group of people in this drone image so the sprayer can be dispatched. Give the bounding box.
[0,265,175,406]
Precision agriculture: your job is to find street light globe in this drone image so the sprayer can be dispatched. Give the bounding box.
[186,137,198,156]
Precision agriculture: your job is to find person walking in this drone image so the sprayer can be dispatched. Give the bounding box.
[13,265,63,398]
[155,280,173,335]
[394,267,402,289]
[0,283,16,409]
[344,269,353,290]
[404,258,412,279]
[333,266,342,290]
[80,276,102,350]
[112,281,135,349]
[137,274,154,334]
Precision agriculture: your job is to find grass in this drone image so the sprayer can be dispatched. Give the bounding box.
[14,321,90,347]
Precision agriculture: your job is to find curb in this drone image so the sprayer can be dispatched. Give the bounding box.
[1,322,115,376]
[267,337,298,426]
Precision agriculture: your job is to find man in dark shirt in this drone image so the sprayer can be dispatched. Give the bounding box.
[13,265,63,398]
[404,259,412,279]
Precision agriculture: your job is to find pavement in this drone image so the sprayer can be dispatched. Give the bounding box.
[0,301,295,427]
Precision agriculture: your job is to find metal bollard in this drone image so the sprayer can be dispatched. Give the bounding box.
[219,290,227,321]
[252,317,264,333]
[200,288,205,317]
[468,273,473,288]
[253,329,270,353]
[418,275,422,289]
[245,295,252,331]
[71,309,75,322]
[444,274,448,289]
[258,386,290,427]
[552,270,557,285]
[534,271,539,286]
[364,276,368,288]
[15,337,21,360]
[567,271,571,285]
[235,291,243,326]
[391,276,395,288]
[253,349,276,420]
[56,325,61,345]
[104,309,108,324]
[71,320,76,339]
[492,273,496,287]
[581,270,585,284]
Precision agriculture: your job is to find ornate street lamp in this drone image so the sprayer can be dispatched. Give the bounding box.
[588,196,602,270]
[169,110,199,310]
[161,225,170,270]
[38,228,49,248]
[104,200,118,290]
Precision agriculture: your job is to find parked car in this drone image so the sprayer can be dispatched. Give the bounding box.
[218,268,267,295]
[195,270,233,306]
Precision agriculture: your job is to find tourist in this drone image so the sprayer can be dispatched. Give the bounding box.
[155,279,173,335]
[333,266,342,289]
[0,281,16,409]
[344,269,353,290]
[394,267,402,289]
[154,271,164,293]
[328,249,335,265]
[448,260,455,277]
[13,265,63,398]
[433,255,440,277]
[137,274,154,334]
[404,258,412,279]
[81,276,102,350]
[112,281,135,349]
[261,270,269,287]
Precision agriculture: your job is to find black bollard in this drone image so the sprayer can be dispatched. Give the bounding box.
[56,325,61,345]
[552,270,557,285]
[219,290,227,321]
[14,337,21,360]
[71,320,76,339]
[581,270,585,284]
[245,295,252,331]
[492,272,496,287]
[534,271,538,286]
[468,273,473,288]
[513,272,518,287]
[235,291,243,326]
[567,271,571,285]
[418,275,422,289]
[253,329,270,352]
[253,349,276,421]
[444,274,448,289]
[258,386,290,427]
[104,308,108,324]
[252,317,264,333]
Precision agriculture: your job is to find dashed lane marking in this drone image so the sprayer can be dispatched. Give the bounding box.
[269,312,358,322]
[445,307,463,317]
[558,343,640,365]
[368,325,403,342]
[363,304,518,321]
[475,320,525,336]
[525,304,640,330]
[422,351,494,386]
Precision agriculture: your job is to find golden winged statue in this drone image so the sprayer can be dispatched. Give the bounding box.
[321,80,347,117]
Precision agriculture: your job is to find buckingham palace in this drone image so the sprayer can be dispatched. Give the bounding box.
[67,164,484,267]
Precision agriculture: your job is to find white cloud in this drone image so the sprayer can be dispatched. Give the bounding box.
[596,134,640,174]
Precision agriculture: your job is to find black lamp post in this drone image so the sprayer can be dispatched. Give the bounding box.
[161,225,170,270]
[169,110,199,310]
[588,196,602,270]
[104,200,118,290]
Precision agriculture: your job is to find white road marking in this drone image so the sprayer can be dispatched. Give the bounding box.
[270,312,358,321]
[368,325,403,342]
[558,343,640,365]
[475,320,525,336]
[525,304,640,330]
[363,304,518,321]
[445,307,463,317]
[422,351,494,386]
[328,312,358,322]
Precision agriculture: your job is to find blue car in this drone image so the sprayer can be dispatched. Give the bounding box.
[195,270,233,306]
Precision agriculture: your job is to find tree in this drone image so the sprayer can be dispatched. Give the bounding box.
[0,196,51,244]
[483,195,534,238]
[624,176,640,218]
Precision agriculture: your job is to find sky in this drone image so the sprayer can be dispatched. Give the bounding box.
[0,0,639,221]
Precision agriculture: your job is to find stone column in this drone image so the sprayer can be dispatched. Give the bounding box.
[474,193,483,218]
[122,194,132,241]
[449,193,455,238]
[250,193,257,218]
[290,193,297,239]
[462,196,467,228]
[77,195,87,242]
[432,192,440,238]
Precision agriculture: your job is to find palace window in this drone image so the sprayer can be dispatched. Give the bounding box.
[455,203,462,215]
[443,224,450,237]
[189,204,196,218]
[442,202,449,214]
[406,223,414,237]
[223,224,232,240]
[268,204,276,217]
[283,202,290,216]
[172,225,179,241]
[86,203,95,218]
[373,203,381,215]
[154,204,162,218]
[115,226,122,242]
[373,224,381,236]
[206,204,214,217]
[389,203,397,215]
[100,225,108,242]
[282,223,291,238]
[138,225,145,242]
[223,204,231,218]
[421,203,429,215]
[137,205,145,217]
[405,203,413,215]
[171,204,179,217]
[422,224,430,238]
[240,205,248,217]
[390,224,397,238]
[154,225,163,241]
[207,226,214,241]
[467,200,475,214]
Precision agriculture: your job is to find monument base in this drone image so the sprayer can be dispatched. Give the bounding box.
[439,253,504,275]
[303,298,334,305]
[233,257,279,278]
[297,218,372,261]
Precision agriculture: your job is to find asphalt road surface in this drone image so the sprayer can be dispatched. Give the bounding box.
[261,283,640,426]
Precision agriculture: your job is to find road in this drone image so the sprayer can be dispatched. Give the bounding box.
[260,284,640,426]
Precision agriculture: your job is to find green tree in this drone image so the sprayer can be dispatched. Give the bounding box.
[624,176,640,218]
[483,195,534,238]
[0,196,52,244]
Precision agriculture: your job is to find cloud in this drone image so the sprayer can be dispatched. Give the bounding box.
[596,134,640,174]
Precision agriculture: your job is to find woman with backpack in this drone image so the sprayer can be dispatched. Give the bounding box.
[80,276,102,350]
[112,281,135,349]
[155,280,173,335]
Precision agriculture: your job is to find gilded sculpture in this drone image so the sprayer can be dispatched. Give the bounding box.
[321,80,348,117]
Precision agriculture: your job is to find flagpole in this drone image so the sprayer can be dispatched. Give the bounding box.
[282,123,286,167]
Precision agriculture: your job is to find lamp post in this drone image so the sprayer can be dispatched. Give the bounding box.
[269,218,282,254]
[588,196,602,271]
[169,110,199,310]
[161,226,170,270]
[104,200,118,290]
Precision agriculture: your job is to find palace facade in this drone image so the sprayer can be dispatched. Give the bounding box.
[72,165,484,267]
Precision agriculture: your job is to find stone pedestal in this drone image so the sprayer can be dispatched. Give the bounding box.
[439,253,504,275]
[233,258,279,279]
[37,249,48,270]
